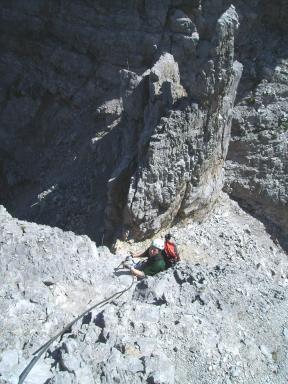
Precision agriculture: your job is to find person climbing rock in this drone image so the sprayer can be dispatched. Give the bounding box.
[163,233,180,267]
[124,238,166,278]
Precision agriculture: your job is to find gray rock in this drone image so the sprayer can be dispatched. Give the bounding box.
[283,327,288,341]
[224,2,288,249]
[144,352,175,384]
[0,1,288,382]
[1,193,288,383]
[107,6,242,241]
[0,1,287,251]
[0,2,243,245]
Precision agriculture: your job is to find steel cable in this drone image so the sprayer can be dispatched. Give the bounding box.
[18,274,135,384]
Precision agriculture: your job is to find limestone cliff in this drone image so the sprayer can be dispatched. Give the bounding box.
[0,1,287,246]
[0,1,241,244]
[223,0,288,248]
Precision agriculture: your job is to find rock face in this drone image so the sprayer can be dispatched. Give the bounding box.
[1,2,287,383]
[0,2,287,247]
[108,8,242,239]
[1,194,288,384]
[0,204,133,383]
[223,0,288,248]
[0,1,241,243]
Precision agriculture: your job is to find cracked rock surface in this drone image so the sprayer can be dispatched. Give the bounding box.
[1,193,287,383]
[223,0,288,248]
[0,1,241,243]
[1,1,286,247]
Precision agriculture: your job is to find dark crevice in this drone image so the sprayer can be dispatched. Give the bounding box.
[194,294,205,306]
[216,300,223,310]
[97,329,108,344]
[81,311,92,326]
[94,311,105,329]
[152,296,167,306]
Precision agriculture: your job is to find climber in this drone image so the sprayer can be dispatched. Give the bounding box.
[163,233,180,267]
[123,238,166,278]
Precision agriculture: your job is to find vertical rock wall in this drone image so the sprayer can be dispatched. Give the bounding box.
[0,1,241,243]
[106,6,242,240]
[223,0,288,247]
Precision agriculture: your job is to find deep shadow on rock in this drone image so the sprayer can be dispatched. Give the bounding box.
[0,1,242,245]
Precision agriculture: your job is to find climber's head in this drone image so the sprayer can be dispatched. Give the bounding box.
[149,238,164,256]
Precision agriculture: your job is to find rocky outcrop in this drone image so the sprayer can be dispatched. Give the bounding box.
[223,0,288,247]
[106,5,242,241]
[0,204,133,383]
[0,1,286,247]
[225,67,288,244]
[1,194,288,383]
[0,1,241,244]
